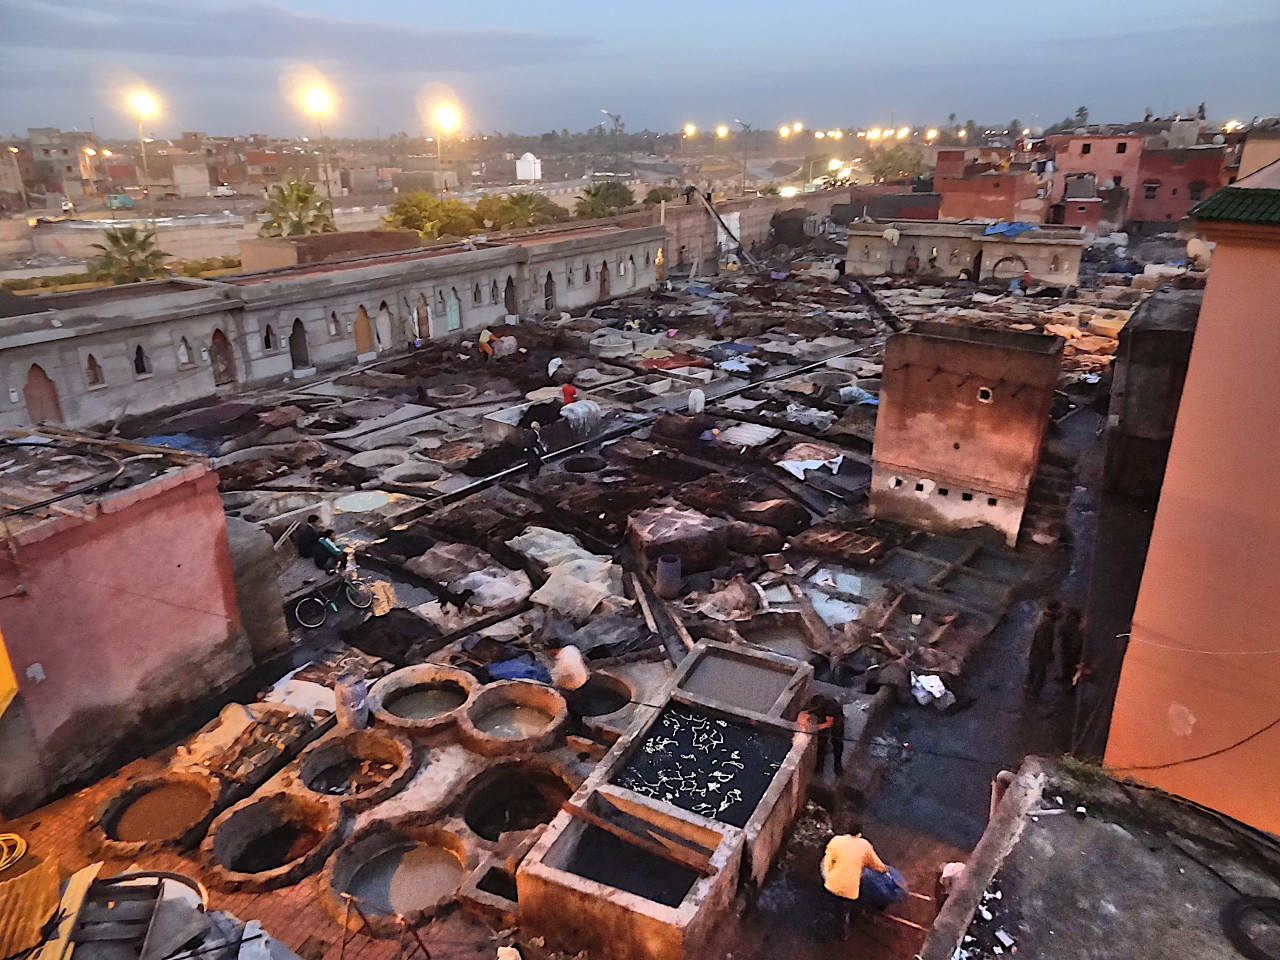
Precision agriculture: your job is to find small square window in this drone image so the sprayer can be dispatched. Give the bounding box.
[1144,183,1159,200]
[914,482,925,492]
[892,477,903,488]
[1081,143,1092,155]
[977,386,993,403]
[1115,142,1127,154]
[962,492,974,502]
[987,497,998,507]
[1114,175,1123,186]
[938,488,949,497]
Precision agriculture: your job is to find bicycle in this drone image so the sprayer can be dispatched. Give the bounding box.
[294,575,374,628]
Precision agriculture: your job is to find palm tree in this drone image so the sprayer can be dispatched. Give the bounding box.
[507,192,569,227]
[575,182,635,220]
[90,226,169,284]
[259,178,336,238]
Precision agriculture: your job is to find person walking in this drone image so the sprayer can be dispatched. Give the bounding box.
[1026,600,1062,698]
[522,421,547,479]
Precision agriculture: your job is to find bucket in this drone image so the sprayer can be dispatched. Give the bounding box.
[655,554,683,599]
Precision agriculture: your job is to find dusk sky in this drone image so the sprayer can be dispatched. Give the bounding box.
[3,0,1278,139]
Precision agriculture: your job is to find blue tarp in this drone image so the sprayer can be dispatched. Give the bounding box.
[983,221,1038,237]
[484,653,551,684]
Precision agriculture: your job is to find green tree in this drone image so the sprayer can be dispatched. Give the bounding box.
[1074,105,1090,126]
[89,225,169,284]
[383,192,480,240]
[947,112,958,129]
[575,181,635,219]
[864,145,924,183]
[1008,119,1022,135]
[259,178,335,237]
[476,191,570,229]
[642,186,682,207]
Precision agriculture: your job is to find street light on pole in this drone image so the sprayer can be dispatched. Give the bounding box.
[7,147,29,211]
[734,119,752,196]
[433,103,460,196]
[129,90,157,218]
[302,85,334,201]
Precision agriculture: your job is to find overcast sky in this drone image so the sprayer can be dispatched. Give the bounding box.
[3,0,1278,139]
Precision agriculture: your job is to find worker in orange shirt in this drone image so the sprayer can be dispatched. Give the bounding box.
[822,814,905,936]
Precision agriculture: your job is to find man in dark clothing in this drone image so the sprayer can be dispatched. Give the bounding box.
[799,694,846,776]
[1057,607,1084,687]
[523,421,547,479]
[294,515,323,559]
[1026,600,1062,698]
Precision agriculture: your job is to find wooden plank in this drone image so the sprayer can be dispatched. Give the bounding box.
[37,862,102,960]
[78,899,157,923]
[663,602,696,652]
[630,573,658,633]
[560,801,714,877]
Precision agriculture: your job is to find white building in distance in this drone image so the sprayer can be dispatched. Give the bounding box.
[516,152,543,181]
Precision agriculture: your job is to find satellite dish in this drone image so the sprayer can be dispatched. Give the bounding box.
[1212,134,1225,145]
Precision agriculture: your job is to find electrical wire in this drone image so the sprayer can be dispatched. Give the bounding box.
[1109,712,1280,773]
[0,438,125,518]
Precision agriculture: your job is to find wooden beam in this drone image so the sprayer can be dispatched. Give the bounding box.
[560,801,715,877]
[630,573,658,634]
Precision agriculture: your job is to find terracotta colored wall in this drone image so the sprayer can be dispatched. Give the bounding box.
[1060,200,1102,234]
[1104,223,1280,834]
[0,464,250,814]
[1237,136,1280,179]
[1052,136,1144,217]
[938,174,1042,222]
[1128,149,1226,224]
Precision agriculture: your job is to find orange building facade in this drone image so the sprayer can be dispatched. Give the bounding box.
[1104,160,1280,833]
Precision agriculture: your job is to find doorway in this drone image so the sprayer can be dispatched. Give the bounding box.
[354,306,374,355]
[210,329,236,385]
[23,364,63,424]
[375,301,394,350]
[504,276,517,315]
[289,318,310,369]
[446,289,461,331]
[544,271,556,311]
[598,260,610,299]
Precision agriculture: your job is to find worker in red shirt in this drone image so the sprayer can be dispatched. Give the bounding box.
[561,382,578,405]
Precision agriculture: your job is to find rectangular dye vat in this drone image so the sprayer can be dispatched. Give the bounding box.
[518,785,743,960]
[602,699,815,887]
[670,641,811,719]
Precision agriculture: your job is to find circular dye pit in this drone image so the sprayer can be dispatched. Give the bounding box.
[96,773,219,853]
[569,673,632,717]
[427,383,477,404]
[334,490,392,513]
[346,450,410,471]
[458,680,567,756]
[322,823,468,935]
[562,455,606,474]
[202,792,340,891]
[426,441,481,465]
[297,729,415,810]
[461,764,573,842]
[371,665,479,738]
[382,462,443,485]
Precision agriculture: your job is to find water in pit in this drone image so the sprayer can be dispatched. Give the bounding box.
[385,683,467,719]
[308,756,398,796]
[346,843,464,915]
[569,676,629,717]
[112,781,211,842]
[566,825,698,907]
[475,704,552,738]
[463,769,571,841]
[228,822,323,873]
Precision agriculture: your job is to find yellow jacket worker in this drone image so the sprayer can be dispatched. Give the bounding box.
[822,833,888,900]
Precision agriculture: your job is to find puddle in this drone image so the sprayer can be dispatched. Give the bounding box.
[475,704,553,738]
[384,683,468,719]
[111,780,212,842]
[346,843,464,915]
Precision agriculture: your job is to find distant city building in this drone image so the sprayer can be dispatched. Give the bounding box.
[516,152,543,181]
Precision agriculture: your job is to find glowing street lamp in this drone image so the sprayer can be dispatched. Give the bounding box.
[926,128,938,140]
[828,158,842,171]
[791,122,802,133]
[7,146,29,211]
[778,125,791,138]
[815,131,825,140]
[715,124,729,139]
[683,123,697,138]
[958,128,968,138]
[1021,127,1031,136]
[896,126,910,139]
[432,103,461,194]
[831,130,843,140]
[129,90,158,216]
[867,128,882,140]
[301,84,335,200]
